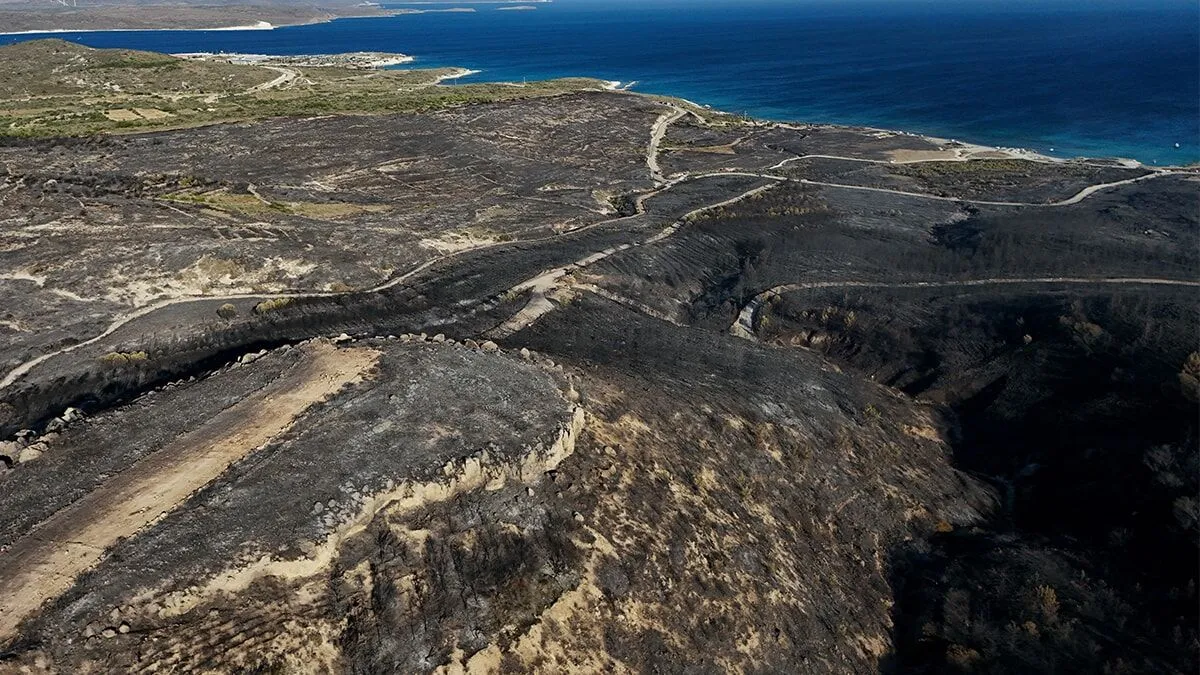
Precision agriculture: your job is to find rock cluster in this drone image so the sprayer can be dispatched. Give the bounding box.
[0,408,84,469]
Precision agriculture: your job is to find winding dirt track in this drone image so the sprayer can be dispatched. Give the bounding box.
[647,107,686,184]
[0,342,378,644]
[730,277,1200,339]
[243,65,298,94]
[766,153,1144,171]
[488,179,780,338]
[0,193,644,391]
[679,168,1181,208]
[796,171,1177,207]
[0,103,1186,391]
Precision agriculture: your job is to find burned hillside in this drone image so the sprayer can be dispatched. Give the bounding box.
[0,42,1197,674]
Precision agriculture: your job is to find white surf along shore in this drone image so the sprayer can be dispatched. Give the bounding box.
[435,69,483,82]
[175,51,484,81]
[0,27,1162,167]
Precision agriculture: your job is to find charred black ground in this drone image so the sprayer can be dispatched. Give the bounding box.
[0,41,1196,674]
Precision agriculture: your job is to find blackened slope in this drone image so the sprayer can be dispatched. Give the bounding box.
[761,286,1198,673]
[494,292,994,672]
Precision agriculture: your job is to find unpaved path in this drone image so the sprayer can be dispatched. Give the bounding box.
[795,171,1177,207]
[488,178,780,337]
[765,152,1141,171]
[243,65,298,94]
[680,169,1180,208]
[0,110,1179,392]
[0,342,378,643]
[644,180,779,245]
[0,106,692,393]
[647,106,686,185]
[0,200,641,391]
[731,277,1200,339]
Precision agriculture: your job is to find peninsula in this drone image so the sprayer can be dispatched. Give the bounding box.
[0,0,406,34]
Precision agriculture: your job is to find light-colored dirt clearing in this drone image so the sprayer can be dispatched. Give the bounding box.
[102,108,142,122]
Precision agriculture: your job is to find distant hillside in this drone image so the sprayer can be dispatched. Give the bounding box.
[0,39,608,137]
[0,40,271,98]
[0,1,394,32]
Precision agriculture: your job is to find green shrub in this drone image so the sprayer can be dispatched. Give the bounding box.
[98,350,148,365]
[253,298,292,315]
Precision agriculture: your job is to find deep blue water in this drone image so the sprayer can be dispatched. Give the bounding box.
[2,0,1197,165]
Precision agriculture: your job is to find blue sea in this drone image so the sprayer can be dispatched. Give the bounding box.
[2,0,1197,165]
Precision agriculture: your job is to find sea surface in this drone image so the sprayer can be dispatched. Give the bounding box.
[2,0,1197,165]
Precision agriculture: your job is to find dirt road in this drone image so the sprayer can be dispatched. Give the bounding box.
[0,342,378,644]
[795,171,1178,207]
[647,106,687,185]
[243,65,298,94]
[731,277,1200,339]
[0,110,1179,392]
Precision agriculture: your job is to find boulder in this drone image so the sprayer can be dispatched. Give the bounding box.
[239,350,267,366]
[0,440,22,459]
[18,443,46,463]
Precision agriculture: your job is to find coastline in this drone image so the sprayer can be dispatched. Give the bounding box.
[175,51,416,69]
[643,94,1163,168]
[0,34,1188,168]
[650,91,1172,168]
[659,89,1193,168]
[434,68,483,83]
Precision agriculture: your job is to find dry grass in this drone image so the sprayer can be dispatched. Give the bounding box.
[0,40,271,99]
[0,39,612,138]
[161,189,390,220]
